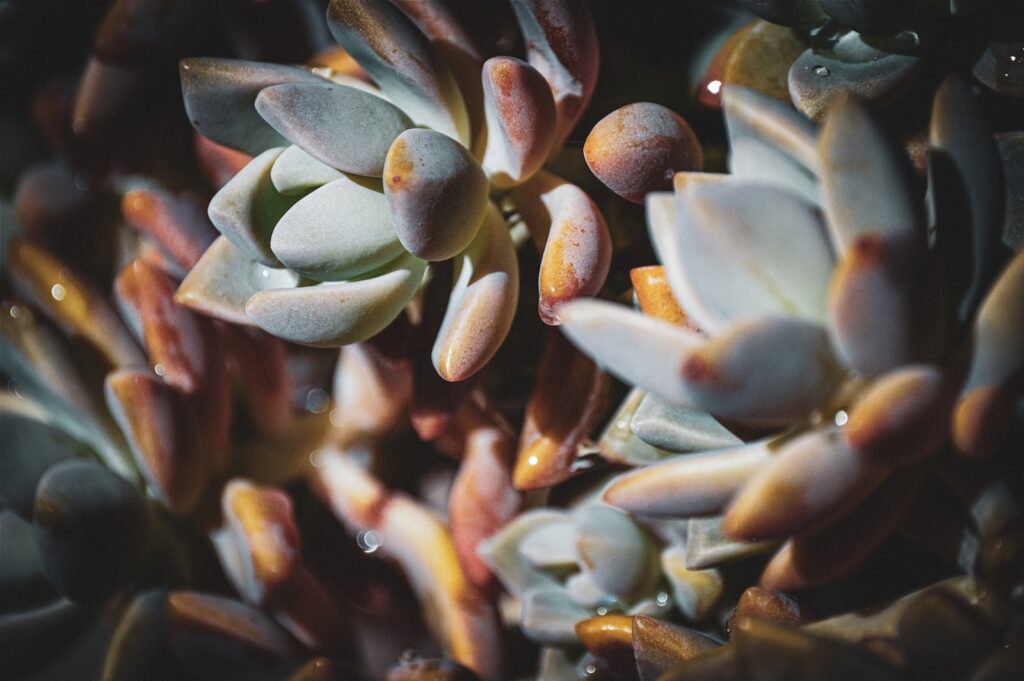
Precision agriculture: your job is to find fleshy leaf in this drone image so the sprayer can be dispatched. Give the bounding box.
[721,85,819,205]
[246,252,427,347]
[256,81,412,177]
[271,175,403,281]
[270,146,343,195]
[383,128,488,261]
[326,0,469,145]
[630,393,742,453]
[432,204,519,381]
[105,370,205,515]
[511,0,599,150]
[603,441,771,518]
[664,181,833,330]
[176,236,298,326]
[953,248,1024,460]
[480,57,557,189]
[207,147,298,267]
[180,58,322,155]
[585,103,703,204]
[723,427,885,542]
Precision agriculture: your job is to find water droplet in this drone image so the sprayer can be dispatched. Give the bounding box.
[305,388,329,414]
[834,409,849,426]
[527,455,539,466]
[656,591,669,606]
[50,284,66,301]
[153,363,166,377]
[357,530,383,553]
[585,664,597,676]
[310,449,325,468]
[595,606,608,616]
[813,65,830,77]
[8,305,21,319]
[329,409,343,427]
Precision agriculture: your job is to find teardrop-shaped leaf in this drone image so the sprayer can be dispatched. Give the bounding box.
[536,180,612,325]
[449,420,521,588]
[256,81,412,177]
[314,451,503,680]
[477,510,565,596]
[724,427,885,542]
[665,181,833,330]
[7,239,145,368]
[515,328,608,490]
[953,248,1024,460]
[661,545,724,621]
[576,506,657,599]
[721,20,807,105]
[105,370,206,515]
[819,94,925,256]
[679,316,840,424]
[271,176,403,281]
[432,204,518,381]
[180,58,322,155]
[384,128,488,261]
[246,252,427,347]
[326,0,469,145]
[481,57,556,189]
[208,147,300,267]
[827,230,927,376]
[558,299,704,405]
[220,480,302,605]
[511,0,599,150]
[116,259,212,396]
[631,393,742,453]
[0,395,88,518]
[176,236,299,326]
[721,85,819,205]
[586,102,703,204]
[270,145,343,195]
[603,440,771,518]
[846,364,950,466]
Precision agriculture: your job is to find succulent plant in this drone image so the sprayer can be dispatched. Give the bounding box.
[700,0,1022,122]
[4,2,1024,680]
[175,0,611,382]
[563,80,1024,592]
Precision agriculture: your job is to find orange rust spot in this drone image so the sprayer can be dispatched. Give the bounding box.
[682,355,716,384]
[852,233,884,264]
[384,137,414,186]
